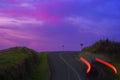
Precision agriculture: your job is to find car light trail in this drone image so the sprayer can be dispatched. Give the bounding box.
[95,58,117,74]
[80,57,91,74]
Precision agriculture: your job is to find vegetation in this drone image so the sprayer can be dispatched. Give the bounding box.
[26,52,50,80]
[79,39,120,79]
[81,39,120,62]
[0,47,49,80]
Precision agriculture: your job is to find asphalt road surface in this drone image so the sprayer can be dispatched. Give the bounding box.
[48,52,114,80]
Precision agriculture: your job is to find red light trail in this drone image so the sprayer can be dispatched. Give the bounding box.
[80,57,91,74]
[95,57,118,74]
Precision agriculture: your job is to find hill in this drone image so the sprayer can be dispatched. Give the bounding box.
[0,47,40,80]
[81,39,120,62]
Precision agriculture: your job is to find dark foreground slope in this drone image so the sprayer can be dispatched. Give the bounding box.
[0,47,39,80]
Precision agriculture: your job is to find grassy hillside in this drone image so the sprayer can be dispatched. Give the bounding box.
[0,47,40,80]
[26,52,50,80]
[81,39,120,62]
[79,39,120,79]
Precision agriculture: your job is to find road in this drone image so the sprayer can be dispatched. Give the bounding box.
[48,52,88,80]
[48,52,114,80]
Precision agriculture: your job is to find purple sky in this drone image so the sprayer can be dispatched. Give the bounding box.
[0,0,120,51]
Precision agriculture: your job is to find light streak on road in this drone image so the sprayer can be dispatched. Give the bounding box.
[80,57,91,74]
[95,57,118,74]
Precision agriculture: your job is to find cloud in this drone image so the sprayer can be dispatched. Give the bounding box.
[0,0,120,51]
[0,29,38,40]
[64,15,120,36]
[0,27,52,50]
[0,2,62,22]
[64,16,105,35]
[0,38,16,46]
[0,16,44,27]
[0,0,103,22]
[18,3,36,9]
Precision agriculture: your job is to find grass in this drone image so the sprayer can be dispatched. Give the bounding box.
[0,47,50,80]
[0,47,40,80]
[0,47,30,71]
[26,52,50,80]
[0,51,28,69]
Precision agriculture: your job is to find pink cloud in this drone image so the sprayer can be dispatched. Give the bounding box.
[0,29,39,40]
[0,28,53,49]
[34,3,62,22]
[0,2,62,23]
[0,38,16,46]
[0,16,43,27]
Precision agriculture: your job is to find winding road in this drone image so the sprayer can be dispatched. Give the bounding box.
[48,52,88,80]
[48,52,115,80]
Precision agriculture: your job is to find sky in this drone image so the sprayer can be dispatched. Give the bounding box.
[0,0,120,51]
